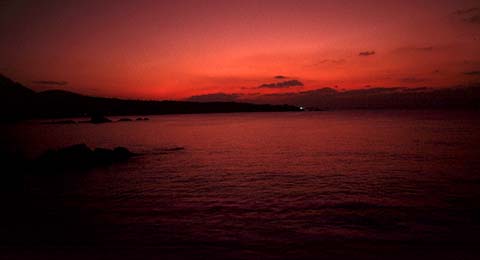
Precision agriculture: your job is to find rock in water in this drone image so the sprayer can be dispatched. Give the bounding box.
[36,144,136,172]
[93,147,135,164]
[113,147,135,160]
[44,120,77,124]
[90,114,112,124]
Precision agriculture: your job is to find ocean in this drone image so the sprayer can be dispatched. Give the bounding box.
[1,110,480,259]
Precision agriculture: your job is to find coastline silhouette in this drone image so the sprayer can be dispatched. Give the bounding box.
[188,85,480,110]
[0,75,300,122]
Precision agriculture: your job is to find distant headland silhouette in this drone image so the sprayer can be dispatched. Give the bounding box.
[188,85,480,110]
[2,74,479,122]
[0,75,300,122]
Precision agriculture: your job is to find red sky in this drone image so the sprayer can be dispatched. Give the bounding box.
[1,0,479,99]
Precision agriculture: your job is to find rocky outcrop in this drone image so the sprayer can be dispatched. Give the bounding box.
[44,120,77,124]
[36,144,136,171]
[89,114,112,124]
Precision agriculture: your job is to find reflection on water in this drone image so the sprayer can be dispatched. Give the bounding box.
[1,111,480,259]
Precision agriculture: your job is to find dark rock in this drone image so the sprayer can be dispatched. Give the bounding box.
[113,146,135,159]
[118,118,132,122]
[153,147,185,155]
[93,147,135,164]
[135,117,143,121]
[36,144,136,171]
[37,144,93,170]
[143,117,149,121]
[90,114,111,124]
[92,148,116,164]
[44,120,77,124]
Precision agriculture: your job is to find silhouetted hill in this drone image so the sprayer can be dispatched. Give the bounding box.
[0,75,36,121]
[188,85,480,110]
[0,75,300,121]
[261,85,480,109]
[0,75,35,97]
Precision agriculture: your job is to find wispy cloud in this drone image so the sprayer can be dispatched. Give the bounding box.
[359,51,375,56]
[187,93,241,102]
[399,77,428,83]
[258,80,304,89]
[454,7,480,24]
[316,59,346,64]
[32,80,68,86]
[394,46,434,53]
[464,71,480,75]
[455,7,479,15]
[306,59,346,69]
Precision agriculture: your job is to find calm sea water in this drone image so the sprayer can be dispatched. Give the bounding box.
[1,111,480,259]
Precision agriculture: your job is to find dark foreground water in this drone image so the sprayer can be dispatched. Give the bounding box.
[1,111,480,259]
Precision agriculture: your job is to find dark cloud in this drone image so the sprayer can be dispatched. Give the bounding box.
[274,75,287,79]
[399,77,428,83]
[258,80,304,89]
[32,80,68,86]
[359,51,375,56]
[463,60,480,65]
[344,87,404,96]
[412,46,433,51]
[317,59,346,64]
[454,7,479,15]
[454,7,480,24]
[466,15,480,24]
[187,93,241,102]
[401,87,429,92]
[464,71,480,75]
[307,59,346,68]
[394,46,433,53]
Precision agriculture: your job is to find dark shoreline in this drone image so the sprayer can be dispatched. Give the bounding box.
[1,74,302,123]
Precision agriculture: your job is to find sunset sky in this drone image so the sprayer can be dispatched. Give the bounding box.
[1,0,479,99]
